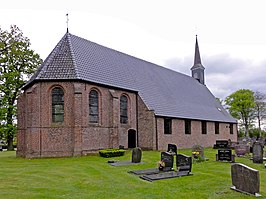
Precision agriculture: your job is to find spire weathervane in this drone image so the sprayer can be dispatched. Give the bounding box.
[66,13,69,33]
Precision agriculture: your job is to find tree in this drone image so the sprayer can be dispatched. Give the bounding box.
[253,91,266,135]
[0,25,42,150]
[225,89,256,137]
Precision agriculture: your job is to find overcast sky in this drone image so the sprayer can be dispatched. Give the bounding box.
[1,0,266,100]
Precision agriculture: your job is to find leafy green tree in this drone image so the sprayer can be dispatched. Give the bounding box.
[0,25,42,150]
[225,89,256,137]
[253,91,266,135]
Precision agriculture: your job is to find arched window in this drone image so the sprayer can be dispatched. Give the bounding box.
[120,95,128,124]
[52,87,64,123]
[89,90,99,123]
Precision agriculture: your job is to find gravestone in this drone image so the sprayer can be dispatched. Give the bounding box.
[252,142,263,164]
[191,145,204,159]
[161,152,174,171]
[235,144,249,157]
[167,144,177,155]
[215,140,229,149]
[216,149,234,162]
[176,154,192,173]
[231,163,261,196]
[257,137,265,146]
[132,147,142,163]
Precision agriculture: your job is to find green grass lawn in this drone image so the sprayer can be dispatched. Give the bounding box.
[0,148,265,199]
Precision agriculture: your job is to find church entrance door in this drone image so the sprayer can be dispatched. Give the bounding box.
[128,129,136,148]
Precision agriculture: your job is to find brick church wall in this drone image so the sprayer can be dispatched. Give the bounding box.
[137,96,156,150]
[17,80,237,158]
[156,118,237,150]
[17,81,138,158]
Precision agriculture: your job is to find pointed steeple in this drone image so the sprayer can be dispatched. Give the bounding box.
[194,35,202,65]
[191,35,205,85]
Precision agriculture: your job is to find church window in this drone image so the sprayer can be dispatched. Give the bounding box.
[89,90,99,123]
[120,95,128,124]
[230,123,234,134]
[202,121,207,134]
[215,122,219,134]
[164,118,172,134]
[185,119,191,134]
[52,87,64,123]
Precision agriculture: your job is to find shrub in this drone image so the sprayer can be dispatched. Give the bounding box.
[99,149,125,158]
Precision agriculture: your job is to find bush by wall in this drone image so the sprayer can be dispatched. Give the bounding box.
[99,149,125,158]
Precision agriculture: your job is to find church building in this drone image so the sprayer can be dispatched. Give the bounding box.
[17,32,237,158]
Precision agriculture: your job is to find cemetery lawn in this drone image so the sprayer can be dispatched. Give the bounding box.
[0,148,265,199]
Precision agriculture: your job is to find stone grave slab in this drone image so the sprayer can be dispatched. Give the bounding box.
[235,144,249,157]
[252,142,263,164]
[108,160,144,166]
[140,170,192,182]
[129,168,161,175]
[231,163,261,197]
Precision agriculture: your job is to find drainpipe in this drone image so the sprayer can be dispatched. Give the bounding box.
[136,93,139,147]
[155,116,158,150]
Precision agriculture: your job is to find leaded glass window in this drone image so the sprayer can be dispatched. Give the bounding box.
[89,90,99,123]
[120,95,128,124]
[52,87,64,123]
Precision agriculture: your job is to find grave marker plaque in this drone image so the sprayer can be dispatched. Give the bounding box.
[231,163,261,196]
[252,142,263,164]
[217,149,234,162]
[215,140,229,149]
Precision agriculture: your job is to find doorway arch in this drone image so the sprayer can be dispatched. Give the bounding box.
[128,129,136,148]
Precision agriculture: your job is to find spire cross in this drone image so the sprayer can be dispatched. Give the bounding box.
[66,13,69,33]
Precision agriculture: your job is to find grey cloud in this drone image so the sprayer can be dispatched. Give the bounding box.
[164,54,266,100]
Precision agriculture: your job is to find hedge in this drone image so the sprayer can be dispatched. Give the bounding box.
[99,149,126,158]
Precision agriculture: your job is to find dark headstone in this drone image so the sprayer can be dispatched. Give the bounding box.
[235,144,249,157]
[252,142,263,164]
[215,140,229,149]
[231,163,261,196]
[217,149,234,162]
[167,144,177,155]
[161,152,174,171]
[176,154,192,173]
[132,147,142,163]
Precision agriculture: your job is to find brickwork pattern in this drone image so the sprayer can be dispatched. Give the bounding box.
[17,81,237,158]
[17,81,138,158]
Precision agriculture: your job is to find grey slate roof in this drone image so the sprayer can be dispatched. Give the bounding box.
[26,33,237,123]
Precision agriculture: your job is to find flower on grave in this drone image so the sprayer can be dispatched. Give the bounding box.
[192,151,200,155]
[157,160,165,170]
[192,151,200,159]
